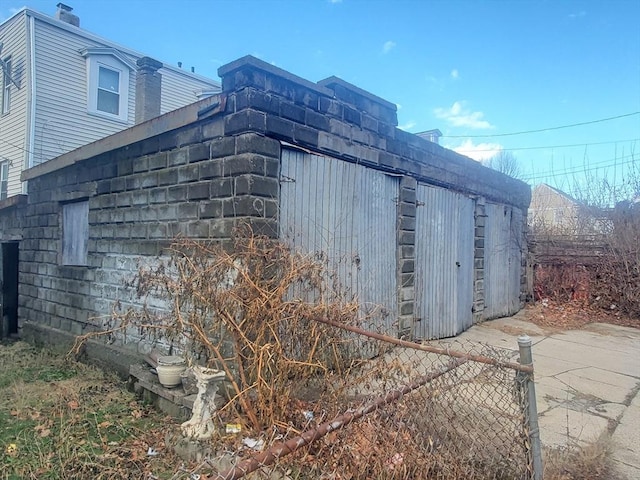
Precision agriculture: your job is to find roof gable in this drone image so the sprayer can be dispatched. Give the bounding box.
[79,47,136,70]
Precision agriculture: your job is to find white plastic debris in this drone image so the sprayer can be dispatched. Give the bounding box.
[242,437,265,451]
[147,447,159,457]
[302,410,314,421]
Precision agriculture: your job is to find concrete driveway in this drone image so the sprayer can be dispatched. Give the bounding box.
[455,312,640,479]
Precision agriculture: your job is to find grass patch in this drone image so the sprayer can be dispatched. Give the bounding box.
[0,341,183,479]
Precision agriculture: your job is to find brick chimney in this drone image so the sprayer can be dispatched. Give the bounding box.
[135,57,163,124]
[55,3,79,27]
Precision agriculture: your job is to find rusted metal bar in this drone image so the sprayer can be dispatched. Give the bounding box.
[208,357,466,480]
[313,316,533,373]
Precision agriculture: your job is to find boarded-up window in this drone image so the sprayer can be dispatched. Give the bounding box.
[62,201,89,266]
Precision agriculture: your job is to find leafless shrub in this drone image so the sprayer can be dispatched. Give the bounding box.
[531,151,640,320]
[74,226,372,431]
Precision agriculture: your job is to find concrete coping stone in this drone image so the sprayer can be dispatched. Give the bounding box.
[318,76,397,112]
[218,55,335,98]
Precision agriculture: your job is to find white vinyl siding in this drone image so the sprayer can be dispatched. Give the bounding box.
[31,18,218,167]
[62,200,89,266]
[0,11,29,198]
[160,68,220,114]
[32,19,137,166]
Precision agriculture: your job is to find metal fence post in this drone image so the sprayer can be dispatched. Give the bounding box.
[518,334,543,480]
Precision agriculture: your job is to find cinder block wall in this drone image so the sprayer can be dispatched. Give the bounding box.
[17,111,282,360]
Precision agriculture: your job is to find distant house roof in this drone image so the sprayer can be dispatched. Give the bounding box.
[416,129,442,144]
[533,183,580,205]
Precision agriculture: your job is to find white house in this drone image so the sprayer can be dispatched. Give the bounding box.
[529,183,610,236]
[0,3,220,201]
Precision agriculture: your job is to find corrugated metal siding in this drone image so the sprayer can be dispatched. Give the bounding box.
[279,149,399,333]
[0,12,29,197]
[484,203,523,319]
[414,184,475,339]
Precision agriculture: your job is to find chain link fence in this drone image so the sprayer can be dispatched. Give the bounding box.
[171,321,540,480]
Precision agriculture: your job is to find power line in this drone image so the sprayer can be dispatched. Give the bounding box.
[0,137,32,154]
[441,112,640,138]
[522,153,637,181]
[454,138,640,154]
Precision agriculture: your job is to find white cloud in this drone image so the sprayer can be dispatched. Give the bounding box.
[568,10,586,19]
[382,41,396,54]
[450,69,459,80]
[329,0,343,3]
[396,103,402,110]
[447,139,503,162]
[433,101,494,129]
[398,121,416,131]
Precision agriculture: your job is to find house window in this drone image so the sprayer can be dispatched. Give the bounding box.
[97,66,121,115]
[1,56,11,115]
[0,162,8,199]
[62,201,89,266]
[82,50,132,122]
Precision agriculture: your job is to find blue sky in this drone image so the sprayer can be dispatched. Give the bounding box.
[3,0,639,196]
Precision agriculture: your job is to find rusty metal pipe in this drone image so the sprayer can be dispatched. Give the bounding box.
[312,316,533,373]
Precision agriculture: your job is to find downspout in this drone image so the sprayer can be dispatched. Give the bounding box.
[23,14,36,194]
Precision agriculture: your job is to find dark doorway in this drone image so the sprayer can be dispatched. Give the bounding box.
[1,242,19,337]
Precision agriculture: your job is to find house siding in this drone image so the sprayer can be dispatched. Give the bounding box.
[0,12,29,197]
[32,18,138,166]
[0,8,219,188]
[30,17,219,168]
[159,68,214,114]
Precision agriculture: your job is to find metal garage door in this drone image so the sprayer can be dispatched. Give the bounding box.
[414,184,475,339]
[484,203,523,319]
[279,149,399,333]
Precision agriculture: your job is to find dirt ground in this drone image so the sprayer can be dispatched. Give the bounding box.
[524,299,639,332]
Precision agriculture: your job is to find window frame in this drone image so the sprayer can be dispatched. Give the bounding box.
[1,56,11,115]
[61,200,89,266]
[84,53,131,123]
[0,161,8,200]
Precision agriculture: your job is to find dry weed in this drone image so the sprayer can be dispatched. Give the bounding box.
[543,438,619,480]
